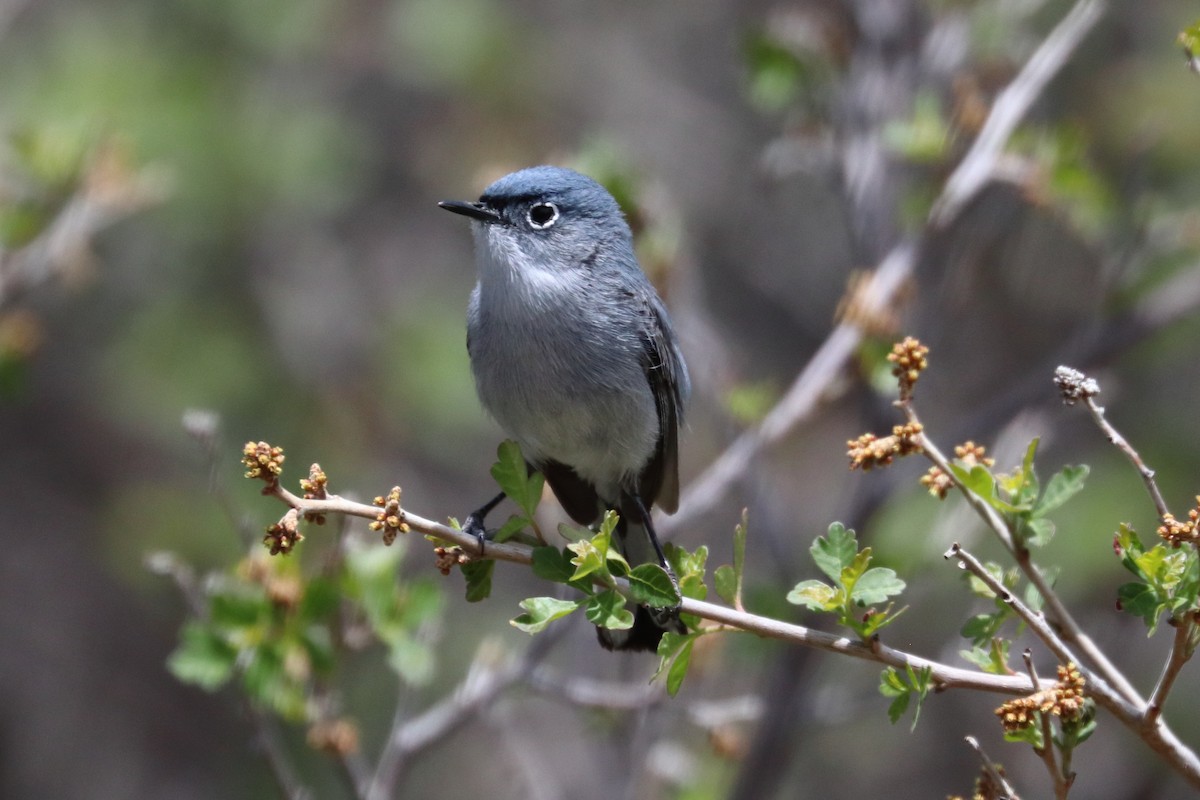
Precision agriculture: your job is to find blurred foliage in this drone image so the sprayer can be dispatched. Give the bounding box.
[160,534,441,720]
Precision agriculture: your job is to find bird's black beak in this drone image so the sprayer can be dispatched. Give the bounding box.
[438,200,502,224]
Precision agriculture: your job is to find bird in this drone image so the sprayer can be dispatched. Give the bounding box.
[439,165,690,651]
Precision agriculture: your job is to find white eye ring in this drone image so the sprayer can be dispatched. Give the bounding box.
[527,202,559,229]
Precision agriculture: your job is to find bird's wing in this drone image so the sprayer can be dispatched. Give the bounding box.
[637,291,689,512]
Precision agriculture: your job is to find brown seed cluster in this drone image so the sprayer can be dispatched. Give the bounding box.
[243,441,285,484]
[920,466,954,499]
[434,545,471,575]
[848,422,924,471]
[995,663,1086,733]
[1157,499,1200,547]
[263,508,304,556]
[307,718,360,756]
[920,441,995,500]
[887,336,929,400]
[370,486,409,545]
[300,463,329,525]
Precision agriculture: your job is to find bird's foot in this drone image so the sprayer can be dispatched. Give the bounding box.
[462,512,492,555]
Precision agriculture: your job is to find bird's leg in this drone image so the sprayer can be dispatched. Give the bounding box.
[628,494,681,591]
[463,491,506,554]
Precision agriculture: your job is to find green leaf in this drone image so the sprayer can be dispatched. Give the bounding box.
[167,622,236,690]
[462,559,494,603]
[879,666,907,697]
[585,589,634,630]
[567,538,606,581]
[899,664,933,731]
[786,579,839,611]
[510,596,582,634]
[960,614,999,644]
[1004,722,1044,749]
[492,515,530,544]
[850,567,906,606]
[880,667,921,726]
[1022,437,1040,483]
[665,543,709,607]
[839,548,873,601]
[666,542,709,581]
[666,638,695,697]
[627,564,681,608]
[1115,522,1146,572]
[858,603,908,638]
[960,638,1011,675]
[1135,547,1170,583]
[965,561,1007,599]
[730,509,748,600]
[1034,465,1089,518]
[490,440,544,518]
[1021,517,1056,548]
[531,546,577,584]
[1117,582,1163,634]
[714,565,738,606]
[950,464,1020,513]
[811,523,857,582]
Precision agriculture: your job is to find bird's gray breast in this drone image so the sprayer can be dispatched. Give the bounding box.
[467,272,658,492]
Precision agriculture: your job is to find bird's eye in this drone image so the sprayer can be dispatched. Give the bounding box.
[527,202,559,229]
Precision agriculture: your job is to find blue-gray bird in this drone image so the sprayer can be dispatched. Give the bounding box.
[439,166,690,651]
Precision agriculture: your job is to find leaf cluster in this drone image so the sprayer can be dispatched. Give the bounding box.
[786,522,907,639]
[951,439,1088,550]
[1114,523,1200,637]
[166,539,442,720]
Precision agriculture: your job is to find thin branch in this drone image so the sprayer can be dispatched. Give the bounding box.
[947,543,1137,717]
[1081,395,1170,519]
[261,482,1034,697]
[965,735,1021,800]
[666,0,1107,532]
[1025,650,1069,799]
[1147,615,1197,724]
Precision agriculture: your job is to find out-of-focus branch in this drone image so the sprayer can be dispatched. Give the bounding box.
[366,641,530,800]
[928,0,1106,227]
[0,143,164,309]
[665,0,1107,533]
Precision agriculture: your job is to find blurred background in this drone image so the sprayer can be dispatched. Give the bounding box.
[3,0,1200,797]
